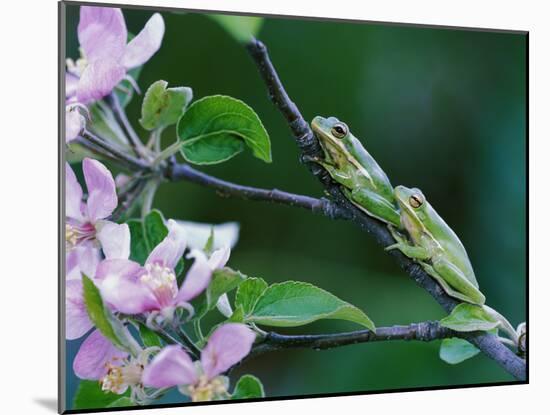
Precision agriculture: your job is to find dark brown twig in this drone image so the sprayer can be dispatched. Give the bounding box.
[250,321,455,358]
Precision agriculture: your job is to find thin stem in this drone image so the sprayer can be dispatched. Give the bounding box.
[153,140,181,167]
[72,137,138,171]
[110,178,149,222]
[81,130,150,171]
[132,316,199,359]
[246,37,526,381]
[106,93,148,159]
[172,322,201,357]
[140,179,160,218]
[193,319,205,343]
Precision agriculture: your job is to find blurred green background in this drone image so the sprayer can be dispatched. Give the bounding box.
[65,4,526,407]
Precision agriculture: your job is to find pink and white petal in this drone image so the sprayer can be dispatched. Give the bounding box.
[66,279,93,340]
[176,221,240,251]
[66,248,82,281]
[142,345,197,388]
[146,219,186,269]
[78,6,127,61]
[66,244,101,281]
[66,72,79,102]
[73,329,128,380]
[82,158,118,222]
[201,324,256,380]
[208,246,231,270]
[175,250,211,304]
[96,259,160,314]
[66,106,86,143]
[123,13,165,69]
[95,258,141,281]
[66,163,84,222]
[96,221,130,260]
[76,59,126,104]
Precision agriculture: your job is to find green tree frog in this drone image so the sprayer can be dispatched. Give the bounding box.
[311,116,401,227]
[386,185,486,305]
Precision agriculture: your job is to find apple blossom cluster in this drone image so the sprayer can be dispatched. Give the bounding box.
[66,6,164,142]
[66,155,257,404]
[65,6,262,408]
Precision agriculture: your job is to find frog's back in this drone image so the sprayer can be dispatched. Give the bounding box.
[424,203,479,288]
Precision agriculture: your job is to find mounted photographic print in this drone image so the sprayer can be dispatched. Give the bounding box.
[59,1,528,413]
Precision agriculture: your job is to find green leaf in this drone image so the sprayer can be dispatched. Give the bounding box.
[197,267,247,317]
[203,227,215,256]
[127,219,149,264]
[139,324,163,348]
[73,380,130,410]
[177,95,271,165]
[235,277,268,316]
[232,375,265,399]
[440,303,499,332]
[127,210,185,273]
[107,397,135,408]
[228,305,245,323]
[439,338,480,364]
[81,275,129,351]
[140,80,193,130]
[143,209,168,248]
[248,281,375,330]
[209,14,264,43]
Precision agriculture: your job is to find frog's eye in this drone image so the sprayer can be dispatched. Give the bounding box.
[409,193,424,208]
[331,123,348,139]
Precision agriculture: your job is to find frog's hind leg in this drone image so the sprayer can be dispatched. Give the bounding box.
[420,263,478,304]
[430,258,486,305]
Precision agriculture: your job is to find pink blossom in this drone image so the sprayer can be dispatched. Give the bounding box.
[142,324,256,401]
[73,329,152,402]
[65,104,87,143]
[66,6,165,105]
[96,221,230,320]
[66,158,129,266]
[65,158,129,340]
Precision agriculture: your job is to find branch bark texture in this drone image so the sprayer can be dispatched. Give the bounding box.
[251,321,454,357]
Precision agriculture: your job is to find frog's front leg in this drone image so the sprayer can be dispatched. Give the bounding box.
[348,187,401,228]
[385,234,431,260]
[432,256,486,305]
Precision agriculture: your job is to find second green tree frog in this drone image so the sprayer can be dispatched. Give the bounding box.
[386,185,486,305]
[311,116,401,227]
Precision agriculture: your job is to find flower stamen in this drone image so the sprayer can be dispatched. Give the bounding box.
[65,222,96,251]
[186,375,229,402]
[101,361,144,395]
[141,263,178,308]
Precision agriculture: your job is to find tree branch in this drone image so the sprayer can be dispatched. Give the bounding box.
[246,38,526,381]
[81,130,150,171]
[165,162,346,217]
[250,321,454,358]
[73,137,142,172]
